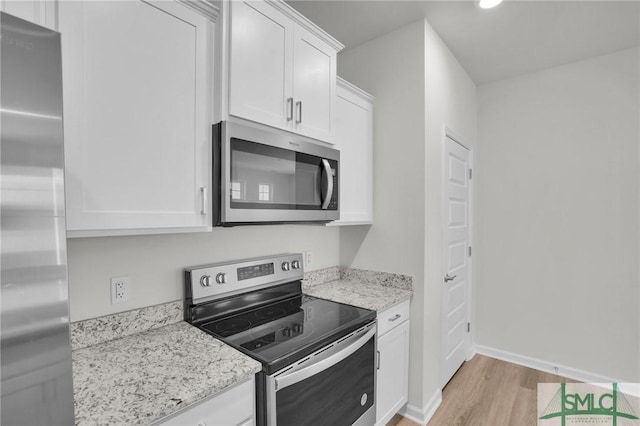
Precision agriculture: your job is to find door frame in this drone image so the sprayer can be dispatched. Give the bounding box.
[439,125,474,388]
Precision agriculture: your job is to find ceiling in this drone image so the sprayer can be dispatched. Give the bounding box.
[285,0,640,84]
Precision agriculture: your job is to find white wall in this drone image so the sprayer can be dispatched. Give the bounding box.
[338,18,477,415]
[67,225,339,321]
[423,18,477,397]
[476,48,640,382]
[338,19,427,409]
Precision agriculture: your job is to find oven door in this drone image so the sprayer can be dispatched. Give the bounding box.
[214,121,339,225]
[265,322,376,426]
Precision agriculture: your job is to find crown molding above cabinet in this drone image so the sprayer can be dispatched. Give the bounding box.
[177,0,219,22]
[265,0,344,51]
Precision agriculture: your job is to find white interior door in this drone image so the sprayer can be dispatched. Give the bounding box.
[441,135,472,387]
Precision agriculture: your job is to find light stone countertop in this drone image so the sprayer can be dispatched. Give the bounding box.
[303,268,413,312]
[71,301,183,350]
[71,267,411,425]
[72,321,261,426]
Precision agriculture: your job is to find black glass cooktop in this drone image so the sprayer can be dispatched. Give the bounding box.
[199,294,375,374]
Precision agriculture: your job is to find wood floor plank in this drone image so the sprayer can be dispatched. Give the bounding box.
[484,360,522,425]
[431,355,577,426]
[388,355,577,426]
[507,386,537,426]
[387,414,421,426]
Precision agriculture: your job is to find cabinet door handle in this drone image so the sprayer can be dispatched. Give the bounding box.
[388,314,401,322]
[295,101,302,124]
[200,187,207,215]
[376,350,380,370]
[286,97,293,121]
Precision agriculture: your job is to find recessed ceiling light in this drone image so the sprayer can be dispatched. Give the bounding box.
[479,0,503,9]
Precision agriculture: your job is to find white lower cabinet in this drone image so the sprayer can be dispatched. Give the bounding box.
[157,378,255,426]
[376,300,410,426]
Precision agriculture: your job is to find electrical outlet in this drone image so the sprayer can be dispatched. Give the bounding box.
[305,250,313,267]
[110,276,129,304]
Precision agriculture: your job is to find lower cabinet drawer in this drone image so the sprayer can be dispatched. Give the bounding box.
[156,378,255,426]
[377,299,410,336]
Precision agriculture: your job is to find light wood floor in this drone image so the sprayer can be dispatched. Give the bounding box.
[386,354,577,426]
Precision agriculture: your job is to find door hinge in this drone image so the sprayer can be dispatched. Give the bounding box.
[467,322,471,333]
[468,246,472,257]
[469,168,472,180]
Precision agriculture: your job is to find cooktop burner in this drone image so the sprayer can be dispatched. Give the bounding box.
[210,318,252,335]
[199,294,375,373]
[254,306,288,320]
[184,254,376,374]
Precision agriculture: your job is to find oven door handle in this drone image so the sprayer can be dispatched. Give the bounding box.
[274,325,376,391]
[321,159,334,210]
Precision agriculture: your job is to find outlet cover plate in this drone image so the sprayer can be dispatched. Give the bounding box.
[110,276,129,304]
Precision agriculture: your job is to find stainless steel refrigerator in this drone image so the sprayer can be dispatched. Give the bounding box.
[1,12,75,425]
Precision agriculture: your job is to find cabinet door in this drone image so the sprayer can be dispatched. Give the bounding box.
[158,378,255,426]
[376,320,410,426]
[228,0,293,130]
[332,83,373,225]
[292,25,336,142]
[60,0,212,236]
[0,0,57,30]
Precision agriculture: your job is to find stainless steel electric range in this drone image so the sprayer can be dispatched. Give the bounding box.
[184,254,377,426]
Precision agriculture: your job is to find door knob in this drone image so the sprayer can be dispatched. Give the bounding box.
[444,274,456,283]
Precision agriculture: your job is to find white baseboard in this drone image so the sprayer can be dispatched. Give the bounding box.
[474,344,623,384]
[398,389,442,425]
[466,348,477,362]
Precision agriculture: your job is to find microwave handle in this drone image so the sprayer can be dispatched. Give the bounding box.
[321,159,334,210]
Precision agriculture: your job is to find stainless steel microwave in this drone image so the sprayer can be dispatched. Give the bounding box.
[212,121,339,226]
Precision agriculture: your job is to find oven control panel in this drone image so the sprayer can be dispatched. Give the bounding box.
[238,262,275,281]
[185,253,304,303]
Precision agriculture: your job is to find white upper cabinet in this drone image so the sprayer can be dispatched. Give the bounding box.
[1,0,57,30]
[330,78,374,225]
[291,24,336,142]
[227,0,342,143]
[60,0,215,237]
[228,0,293,131]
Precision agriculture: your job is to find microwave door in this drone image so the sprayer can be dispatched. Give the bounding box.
[223,138,330,224]
[214,121,339,225]
[230,148,297,208]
